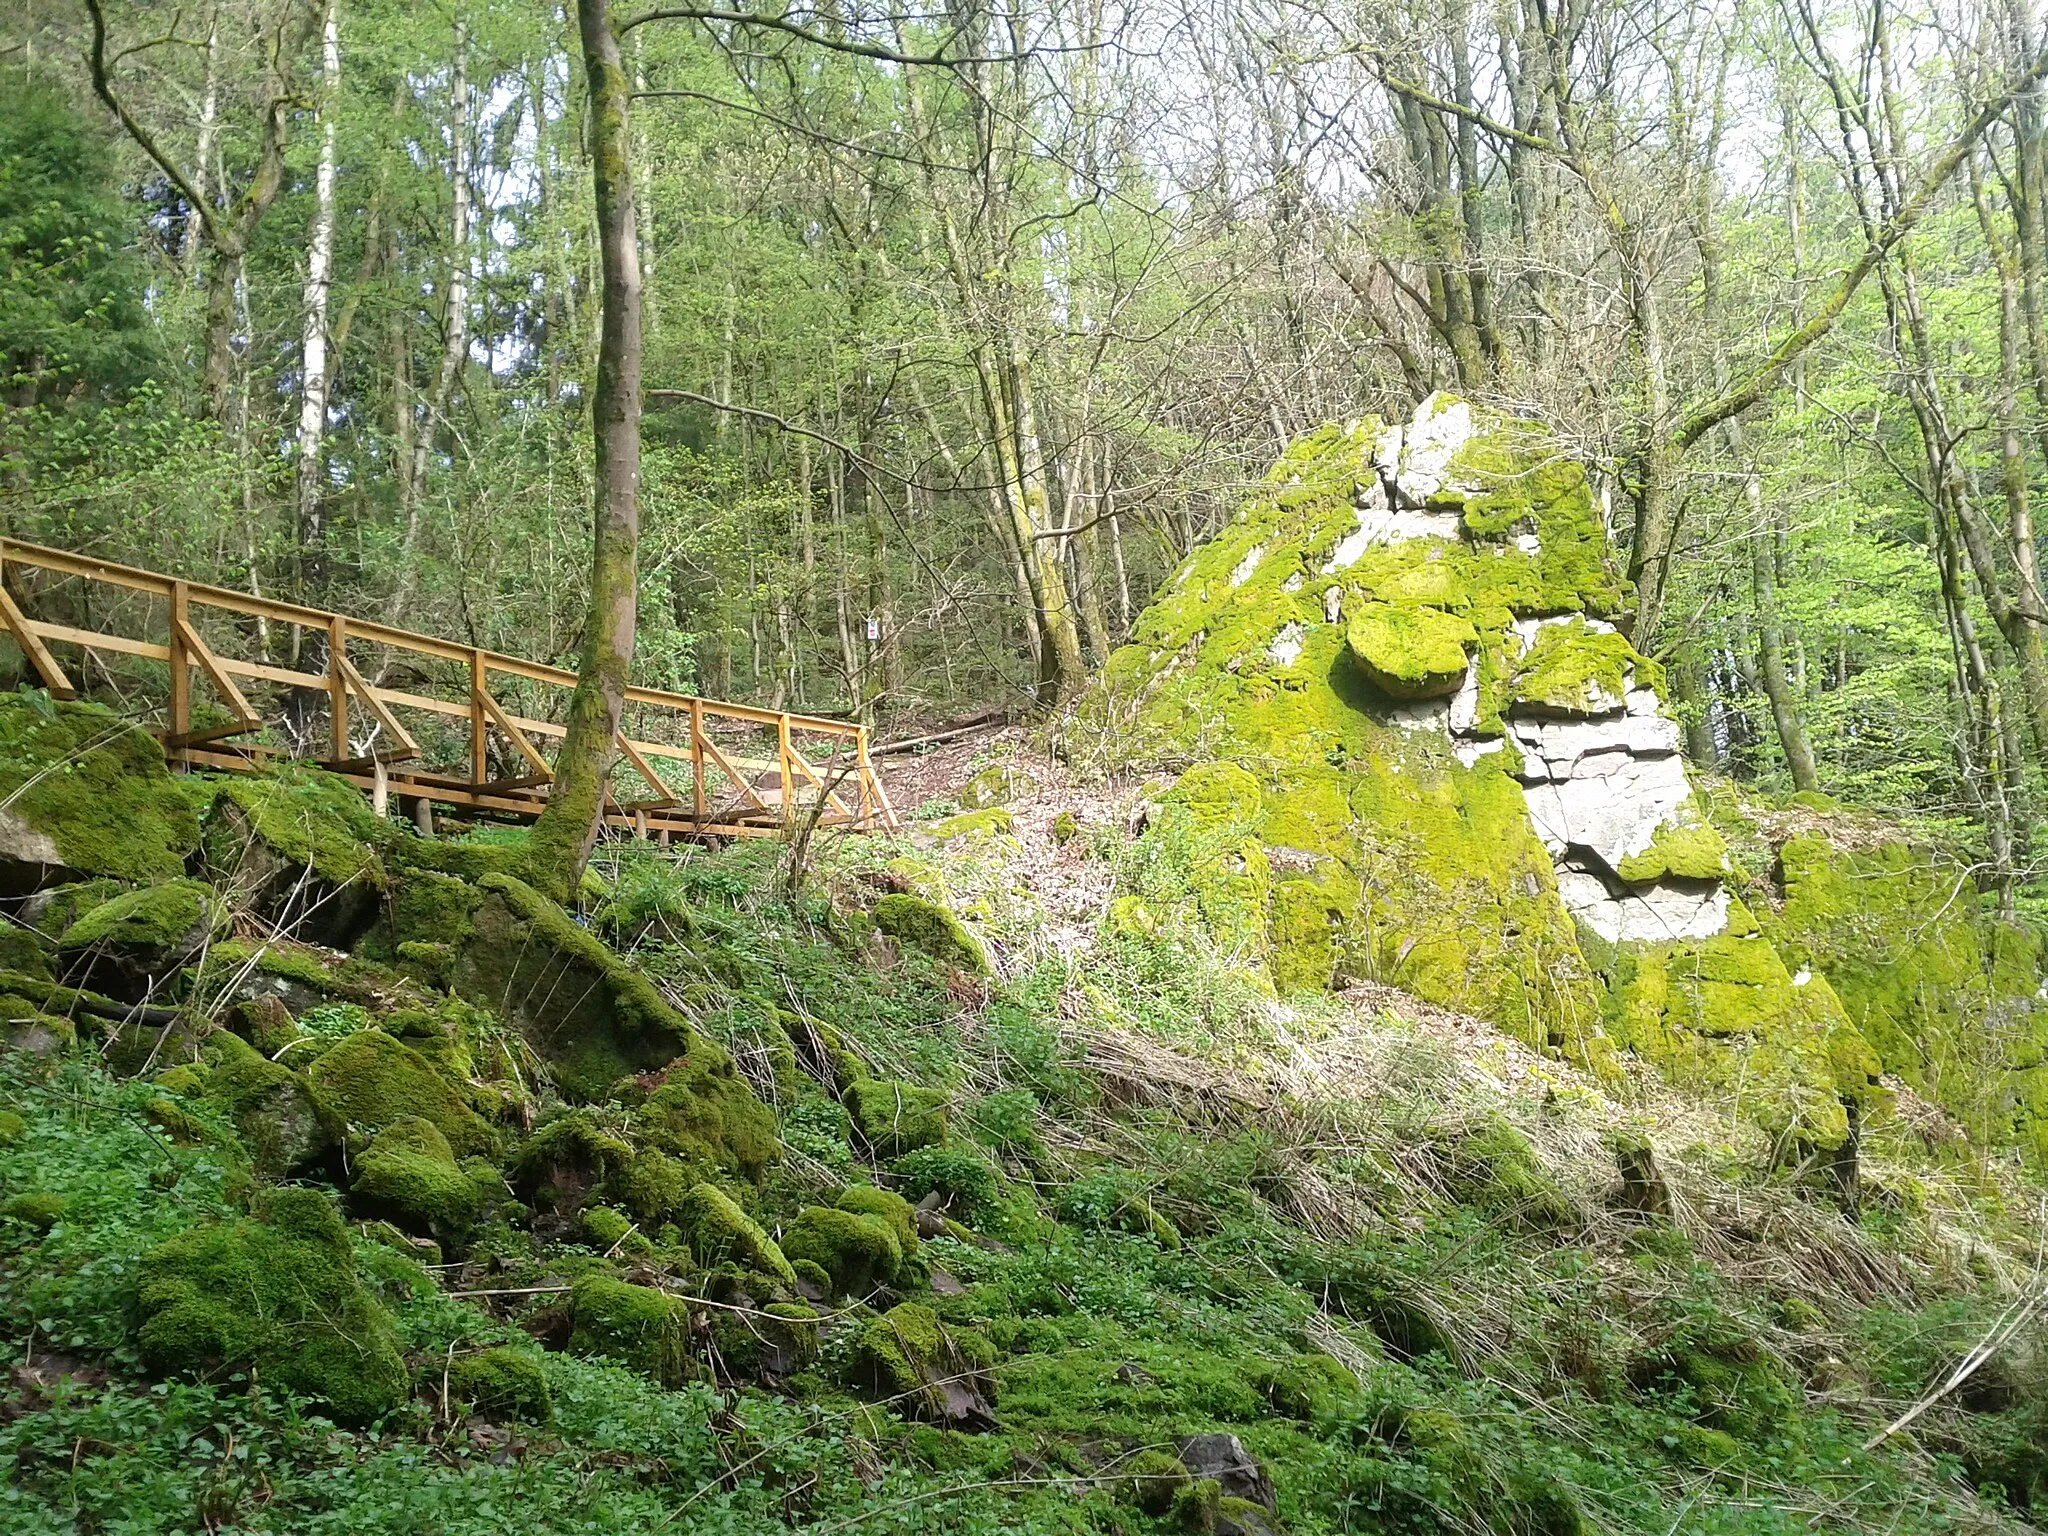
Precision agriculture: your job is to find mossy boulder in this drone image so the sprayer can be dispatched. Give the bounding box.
[198,1030,342,1176]
[871,893,988,974]
[1627,1314,1797,1444]
[134,1187,407,1424]
[633,1054,782,1183]
[675,1182,796,1287]
[196,770,389,947]
[833,1185,920,1255]
[17,879,122,946]
[1346,601,1477,699]
[709,1300,819,1382]
[350,1116,481,1246]
[447,1346,552,1423]
[1435,1113,1575,1230]
[0,916,53,979]
[0,696,201,894]
[782,1205,902,1296]
[568,1274,690,1386]
[1166,762,1262,826]
[846,1077,949,1155]
[1,1191,65,1231]
[1509,619,1641,716]
[306,1028,496,1155]
[447,873,707,1101]
[0,989,75,1056]
[926,807,1015,841]
[58,878,228,998]
[853,1301,996,1425]
[959,762,1034,809]
[1114,1450,1192,1515]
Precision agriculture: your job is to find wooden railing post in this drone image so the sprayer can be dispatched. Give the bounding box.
[328,615,349,761]
[856,728,873,827]
[470,648,487,785]
[777,713,794,831]
[167,580,191,762]
[690,699,706,829]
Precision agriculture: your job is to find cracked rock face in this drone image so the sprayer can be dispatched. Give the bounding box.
[1359,397,1730,946]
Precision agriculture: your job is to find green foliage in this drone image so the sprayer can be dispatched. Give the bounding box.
[892,1143,1004,1224]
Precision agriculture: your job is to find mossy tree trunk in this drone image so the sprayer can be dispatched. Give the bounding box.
[529,0,642,902]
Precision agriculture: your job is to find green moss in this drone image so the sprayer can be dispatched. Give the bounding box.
[1436,1113,1575,1230]
[1346,602,1478,699]
[927,807,1015,841]
[846,1077,949,1155]
[0,916,52,978]
[1114,1449,1191,1514]
[1167,762,1263,825]
[304,1029,496,1156]
[0,992,75,1055]
[635,1054,782,1182]
[709,1299,820,1379]
[1051,811,1080,844]
[1604,913,1878,1147]
[1510,620,1645,716]
[59,877,225,953]
[959,763,1033,809]
[567,1274,690,1386]
[782,1205,902,1296]
[675,1182,795,1286]
[446,1346,552,1423]
[872,893,988,974]
[0,1108,24,1146]
[834,1185,920,1255]
[0,696,201,885]
[134,1187,407,1424]
[350,1115,480,1244]
[1254,1352,1359,1419]
[198,767,390,891]
[448,873,700,1100]
[854,1301,994,1419]
[22,879,123,942]
[1615,807,1730,885]
[1628,1314,1797,1444]
[199,1030,341,1176]
[579,1204,650,1255]
[1,1191,65,1230]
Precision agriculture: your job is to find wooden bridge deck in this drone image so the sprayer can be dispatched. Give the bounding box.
[0,537,897,841]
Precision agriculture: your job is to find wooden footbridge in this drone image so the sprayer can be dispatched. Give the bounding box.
[0,538,897,841]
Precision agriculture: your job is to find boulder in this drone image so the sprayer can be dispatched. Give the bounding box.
[305,1028,496,1155]
[871,894,988,974]
[782,1205,902,1296]
[0,696,200,895]
[134,1187,407,1424]
[1346,602,1476,699]
[196,771,389,948]
[854,1302,996,1427]
[350,1115,481,1246]
[196,1031,341,1176]
[568,1274,691,1386]
[57,878,228,999]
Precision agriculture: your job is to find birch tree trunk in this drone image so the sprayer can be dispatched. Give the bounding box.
[295,0,341,602]
[403,16,470,541]
[529,0,643,898]
[182,9,220,280]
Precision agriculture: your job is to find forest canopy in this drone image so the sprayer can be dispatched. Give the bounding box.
[5,0,2048,897]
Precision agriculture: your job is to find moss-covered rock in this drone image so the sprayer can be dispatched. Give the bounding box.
[134,1187,407,1424]
[0,696,201,893]
[1508,619,1639,716]
[447,873,704,1101]
[854,1301,996,1425]
[871,893,988,974]
[198,1030,341,1175]
[447,1346,552,1423]
[1435,1114,1576,1230]
[834,1185,920,1255]
[959,763,1034,809]
[567,1274,690,1386]
[709,1300,819,1382]
[926,807,1015,841]
[846,1077,949,1155]
[1346,601,1477,699]
[58,878,227,997]
[305,1028,496,1156]
[0,916,52,979]
[675,1182,796,1286]
[1,1191,65,1230]
[350,1116,480,1245]
[782,1205,902,1296]
[633,1054,781,1183]
[196,769,389,947]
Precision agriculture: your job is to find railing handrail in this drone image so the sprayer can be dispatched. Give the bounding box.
[0,535,897,839]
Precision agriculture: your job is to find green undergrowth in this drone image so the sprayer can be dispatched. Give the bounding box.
[3,804,2047,1532]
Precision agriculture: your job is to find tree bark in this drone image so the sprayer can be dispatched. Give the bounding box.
[182,8,220,280]
[295,0,341,603]
[529,0,643,899]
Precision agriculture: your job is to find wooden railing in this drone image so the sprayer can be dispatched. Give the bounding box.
[0,537,897,841]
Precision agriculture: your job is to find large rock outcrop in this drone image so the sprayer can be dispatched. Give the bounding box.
[1082,395,2041,1153]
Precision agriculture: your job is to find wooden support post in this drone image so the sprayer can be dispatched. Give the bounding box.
[328,615,349,760]
[690,698,706,829]
[776,714,794,830]
[634,808,647,840]
[372,758,389,817]
[167,581,191,765]
[0,550,77,698]
[470,649,487,785]
[413,794,434,836]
